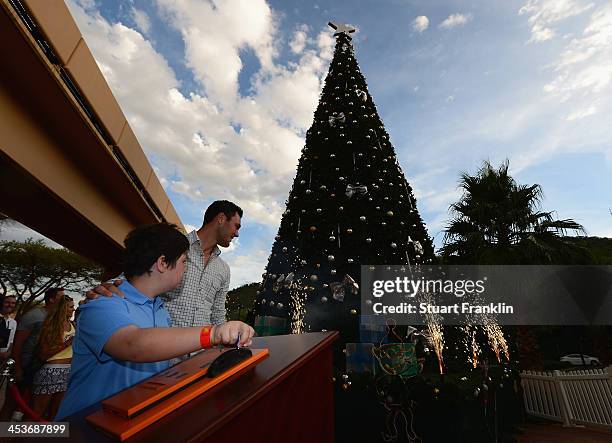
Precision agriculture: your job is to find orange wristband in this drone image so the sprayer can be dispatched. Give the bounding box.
[200,326,213,349]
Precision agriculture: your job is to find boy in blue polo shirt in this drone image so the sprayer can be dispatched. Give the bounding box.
[56,223,254,420]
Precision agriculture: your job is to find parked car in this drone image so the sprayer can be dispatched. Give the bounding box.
[560,354,601,366]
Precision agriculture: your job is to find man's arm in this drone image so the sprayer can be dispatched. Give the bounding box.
[4,324,16,358]
[210,268,229,325]
[11,329,29,378]
[104,321,253,363]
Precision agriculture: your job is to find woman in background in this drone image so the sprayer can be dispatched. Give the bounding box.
[31,295,75,419]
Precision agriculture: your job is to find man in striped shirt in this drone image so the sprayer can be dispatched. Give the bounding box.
[89,200,242,328]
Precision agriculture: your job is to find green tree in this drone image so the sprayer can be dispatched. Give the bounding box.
[441,160,590,264]
[0,238,103,316]
[226,283,258,322]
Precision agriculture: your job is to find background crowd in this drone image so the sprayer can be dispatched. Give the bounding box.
[0,288,74,420]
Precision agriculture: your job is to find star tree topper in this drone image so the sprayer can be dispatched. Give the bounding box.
[328,21,356,39]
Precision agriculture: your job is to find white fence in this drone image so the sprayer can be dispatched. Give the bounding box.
[520,366,612,429]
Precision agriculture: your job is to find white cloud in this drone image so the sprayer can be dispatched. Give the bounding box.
[565,105,597,120]
[289,24,309,53]
[538,0,612,136]
[224,249,269,288]
[436,2,612,174]
[519,0,595,43]
[156,0,278,106]
[439,13,473,30]
[412,16,429,33]
[543,4,612,103]
[74,0,96,11]
[530,23,556,41]
[317,31,335,61]
[66,0,335,229]
[132,7,151,35]
[0,220,62,249]
[219,237,239,253]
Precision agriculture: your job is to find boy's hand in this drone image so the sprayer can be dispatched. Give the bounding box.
[211,321,255,347]
[84,279,125,302]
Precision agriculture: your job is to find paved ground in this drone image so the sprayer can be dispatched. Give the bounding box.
[517,420,612,443]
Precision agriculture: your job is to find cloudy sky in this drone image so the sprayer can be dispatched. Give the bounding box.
[4,0,612,288]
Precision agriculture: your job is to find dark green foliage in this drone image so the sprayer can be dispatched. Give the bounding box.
[254,32,434,341]
[441,160,589,265]
[226,283,258,322]
[563,236,612,264]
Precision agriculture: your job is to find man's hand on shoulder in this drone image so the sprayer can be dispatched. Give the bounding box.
[211,321,255,347]
[84,279,125,302]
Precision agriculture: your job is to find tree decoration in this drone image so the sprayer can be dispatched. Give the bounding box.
[255,21,435,350]
[355,89,368,102]
[328,112,346,127]
[345,184,368,198]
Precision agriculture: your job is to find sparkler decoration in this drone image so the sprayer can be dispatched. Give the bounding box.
[420,293,445,374]
[289,287,307,334]
[483,321,510,363]
[464,325,481,369]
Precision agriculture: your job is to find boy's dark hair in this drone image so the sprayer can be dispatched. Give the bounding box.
[203,200,243,225]
[122,223,189,280]
[44,288,64,303]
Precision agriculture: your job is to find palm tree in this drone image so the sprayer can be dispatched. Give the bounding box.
[441,160,592,370]
[441,160,589,265]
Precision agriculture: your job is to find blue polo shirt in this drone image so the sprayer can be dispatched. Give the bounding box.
[56,281,172,420]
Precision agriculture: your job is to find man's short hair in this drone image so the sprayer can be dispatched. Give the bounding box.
[203,200,243,226]
[122,223,189,280]
[44,288,64,303]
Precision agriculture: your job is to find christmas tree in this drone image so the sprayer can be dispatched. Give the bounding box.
[254,22,435,348]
